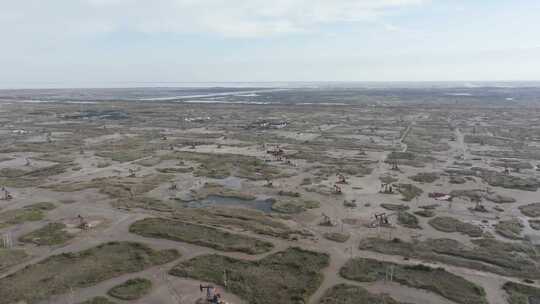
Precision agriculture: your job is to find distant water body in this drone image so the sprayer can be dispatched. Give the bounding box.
[1,81,539,90]
[0,81,538,105]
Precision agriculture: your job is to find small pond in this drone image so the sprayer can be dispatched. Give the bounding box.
[182,195,274,213]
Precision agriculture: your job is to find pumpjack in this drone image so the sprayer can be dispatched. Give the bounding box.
[333,184,342,194]
[369,212,392,228]
[390,160,399,170]
[380,183,393,194]
[336,173,347,184]
[320,213,336,227]
[200,285,227,304]
[1,187,12,200]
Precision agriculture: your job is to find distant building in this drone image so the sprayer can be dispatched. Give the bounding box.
[246,120,288,130]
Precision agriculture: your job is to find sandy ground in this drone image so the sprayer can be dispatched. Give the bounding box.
[1,102,540,304]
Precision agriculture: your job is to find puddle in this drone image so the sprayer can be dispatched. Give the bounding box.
[182,195,274,213]
[216,176,243,189]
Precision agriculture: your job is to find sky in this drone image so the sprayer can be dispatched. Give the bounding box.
[1,0,539,87]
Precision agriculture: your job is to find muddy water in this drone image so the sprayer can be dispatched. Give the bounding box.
[182,195,274,213]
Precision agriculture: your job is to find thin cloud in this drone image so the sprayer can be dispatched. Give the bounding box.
[2,0,426,38]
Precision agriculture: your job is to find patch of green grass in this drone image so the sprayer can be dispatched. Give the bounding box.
[379,175,398,184]
[271,198,319,214]
[0,140,82,154]
[130,218,274,254]
[529,220,540,230]
[277,190,301,197]
[172,207,299,239]
[410,172,439,183]
[318,284,401,304]
[155,167,193,174]
[95,150,149,163]
[304,184,337,196]
[32,153,75,164]
[0,157,14,163]
[96,162,111,168]
[0,203,56,229]
[449,176,467,184]
[113,196,172,212]
[27,202,56,210]
[170,247,329,304]
[381,204,409,211]
[419,204,439,210]
[107,278,152,300]
[340,258,487,304]
[288,151,373,172]
[429,217,483,237]
[502,281,540,304]
[449,189,484,202]
[43,174,172,200]
[0,177,35,188]
[162,151,289,180]
[300,177,313,186]
[414,210,435,217]
[316,164,374,178]
[397,212,420,229]
[495,219,524,240]
[135,157,162,167]
[358,237,540,279]
[477,168,540,191]
[0,163,73,188]
[291,152,373,176]
[519,203,540,217]
[0,248,28,272]
[386,152,434,168]
[77,297,117,304]
[19,223,74,246]
[0,241,180,304]
[0,168,27,178]
[92,136,154,163]
[397,183,423,201]
[323,232,350,243]
[484,193,516,204]
[190,183,256,201]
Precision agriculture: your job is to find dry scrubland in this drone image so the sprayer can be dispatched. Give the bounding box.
[1,94,540,304]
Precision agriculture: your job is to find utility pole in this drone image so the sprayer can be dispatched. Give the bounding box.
[1,233,11,248]
[161,266,182,304]
[68,286,74,304]
[385,265,394,283]
[344,246,353,260]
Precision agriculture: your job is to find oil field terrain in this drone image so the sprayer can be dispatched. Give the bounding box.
[1,84,540,304]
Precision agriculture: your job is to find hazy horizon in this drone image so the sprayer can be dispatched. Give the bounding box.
[2,80,540,91]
